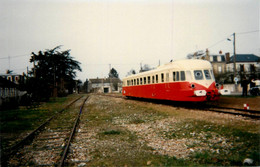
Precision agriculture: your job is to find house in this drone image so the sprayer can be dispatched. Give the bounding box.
[226,54,260,78]
[0,72,25,85]
[88,77,122,93]
[205,51,229,76]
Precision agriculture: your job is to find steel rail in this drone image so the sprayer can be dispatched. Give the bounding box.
[58,96,89,167]
[206,109,260,120]
[0,96,83,166]
[101,94,260,119]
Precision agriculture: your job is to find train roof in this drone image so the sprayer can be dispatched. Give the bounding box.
[124,59,212,79]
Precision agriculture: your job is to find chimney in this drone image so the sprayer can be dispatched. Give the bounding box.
[225,52,230,62]
[205,48,210,61]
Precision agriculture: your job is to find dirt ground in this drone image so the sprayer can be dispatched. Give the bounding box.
[214,96,260,111]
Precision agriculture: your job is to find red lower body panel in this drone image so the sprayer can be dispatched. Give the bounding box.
[122,82,220,102]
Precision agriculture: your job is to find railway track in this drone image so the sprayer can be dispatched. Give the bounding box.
[2,95,89,166]
[101,94,260,120]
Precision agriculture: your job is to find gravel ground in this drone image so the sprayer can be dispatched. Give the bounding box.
[66,94,260,166]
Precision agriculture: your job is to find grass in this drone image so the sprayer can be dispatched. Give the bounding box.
[163,120,260,166]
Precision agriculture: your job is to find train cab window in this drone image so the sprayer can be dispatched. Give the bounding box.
[204,70,211,80]
[161,73,164,82]
[140,78,143,85]
[156,75,158,83]
[180,71,185,81]
[210,70,215,80]
[166,73,169,82]
[137,78,139,85]
[152,76,155,83]
[144,77,146,84]
[127,80,130,86]
[148,76,151,84]
[194,70,204,80]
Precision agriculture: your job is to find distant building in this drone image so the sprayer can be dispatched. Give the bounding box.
[88,78,122,93]
[226,54,260,76]
[0,72,27,109]
[0,72,25,85]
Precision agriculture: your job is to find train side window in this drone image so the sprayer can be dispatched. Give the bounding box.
[144,77,146,84]
[204,70,211,80]
[131,80,133,85]
[173,72,176,81]
[161,73,164,83]
[134,79,136,85]
[140,78,143,85]
[185,71,192,80]
[210,70,215,80]
[127,80,130,86]
[181,71,185,81]
[156,75,158,83]
[152,76,155,83]
[176,72,179,81]
[194,70,204,80]
[166,73,169,82]
[137,78,139,85]
[148,76,151,84]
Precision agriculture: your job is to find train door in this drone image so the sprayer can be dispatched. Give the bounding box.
[165,72,170,89]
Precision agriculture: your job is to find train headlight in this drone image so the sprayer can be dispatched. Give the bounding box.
[194,90,207,96]
[215,83,219,88]
[190,84,195,89]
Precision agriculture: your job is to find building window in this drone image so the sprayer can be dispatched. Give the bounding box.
[218,66,222,73]
[221,55,225,62]
[213,56,218,62]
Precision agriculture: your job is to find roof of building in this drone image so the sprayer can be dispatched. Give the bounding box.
[89,78,122,84]
[0,76,17,88]
[229,54,260,62]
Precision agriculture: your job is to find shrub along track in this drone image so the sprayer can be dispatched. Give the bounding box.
[3,96,88,166]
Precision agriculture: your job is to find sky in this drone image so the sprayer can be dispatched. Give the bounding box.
[0,0,259,81]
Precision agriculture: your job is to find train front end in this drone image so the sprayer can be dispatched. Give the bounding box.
[187,61,230,101]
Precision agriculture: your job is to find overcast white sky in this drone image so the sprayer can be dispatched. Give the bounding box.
[0,0,259,81]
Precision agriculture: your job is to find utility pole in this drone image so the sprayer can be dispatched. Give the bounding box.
[233,33,238,92]
[33,54,36,77]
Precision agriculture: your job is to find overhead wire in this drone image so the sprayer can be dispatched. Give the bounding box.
[207,30,259,49]
[0,53,30,60]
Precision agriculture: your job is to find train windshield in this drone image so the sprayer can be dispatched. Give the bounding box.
[204,70,211,80]
[194,70,204,80]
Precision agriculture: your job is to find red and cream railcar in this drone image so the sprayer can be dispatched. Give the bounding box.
[122,59,228,102]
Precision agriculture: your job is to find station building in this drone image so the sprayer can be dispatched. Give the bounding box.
[88,77,122,93]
